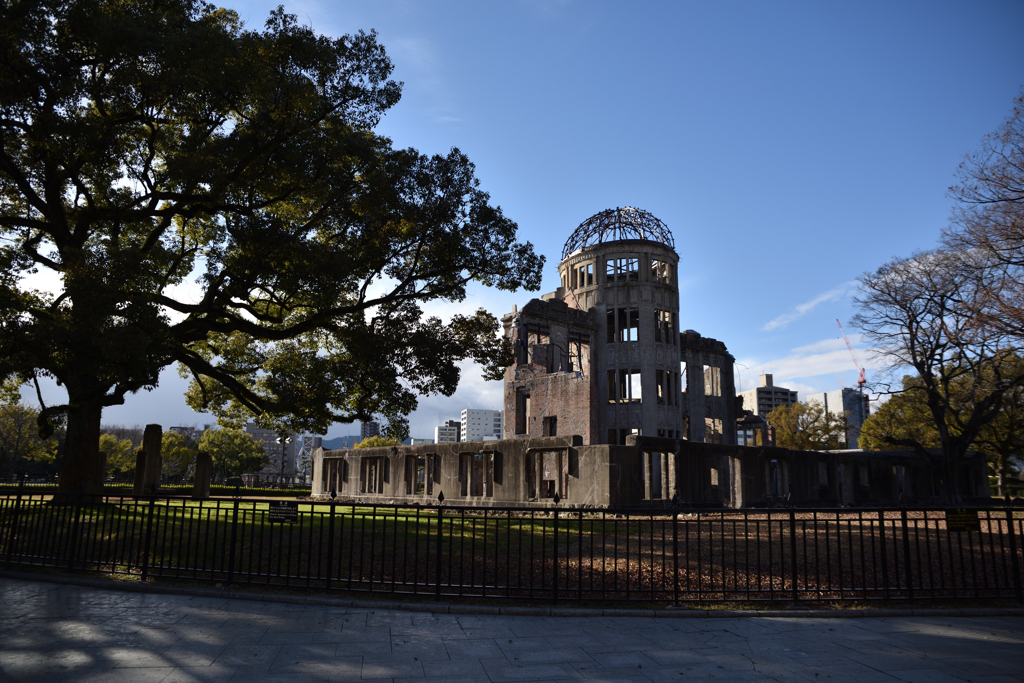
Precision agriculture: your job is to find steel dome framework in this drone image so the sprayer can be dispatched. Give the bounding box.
[561,207,674,260]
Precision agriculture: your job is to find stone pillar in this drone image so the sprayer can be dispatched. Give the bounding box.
[643,451,652,500]
[141,424,162,494]
[192,451,212,500]
[132,451,146,496]
[667,450,677,502]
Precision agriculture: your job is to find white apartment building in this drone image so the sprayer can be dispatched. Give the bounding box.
[737,374,798,417]
[806,388,870,448]
[461,409,503,442]
[434,424,459,444]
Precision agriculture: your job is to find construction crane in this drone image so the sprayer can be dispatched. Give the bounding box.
[836,319,865,389]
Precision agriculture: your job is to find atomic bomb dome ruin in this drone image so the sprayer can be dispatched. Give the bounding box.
[312,208,990,508]
[504,206,736,449]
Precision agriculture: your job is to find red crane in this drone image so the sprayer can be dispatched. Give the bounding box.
[837,318,866,388]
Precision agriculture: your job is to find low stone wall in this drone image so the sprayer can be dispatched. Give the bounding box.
[311,437,992,509]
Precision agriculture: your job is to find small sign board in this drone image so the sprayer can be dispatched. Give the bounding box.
[946,508,980,532]
[268,500,299,524]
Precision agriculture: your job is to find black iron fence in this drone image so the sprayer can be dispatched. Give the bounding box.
[1,489,1021,605]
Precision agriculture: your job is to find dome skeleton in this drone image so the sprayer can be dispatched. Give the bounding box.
[561,207,675,260]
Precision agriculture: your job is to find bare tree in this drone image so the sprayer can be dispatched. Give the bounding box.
[852,249,1024,502]
[945,90,1024,340]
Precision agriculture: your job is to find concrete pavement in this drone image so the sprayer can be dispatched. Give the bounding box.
[0,576,1021,682]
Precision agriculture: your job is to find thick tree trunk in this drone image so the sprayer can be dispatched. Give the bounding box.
[57,382,106,496]
[943,450,964,505]
[997,453,1008,498]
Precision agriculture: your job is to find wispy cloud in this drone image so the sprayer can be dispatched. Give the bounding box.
[761,281,857,332]
[391,37,462,125]
[734,334,882,399]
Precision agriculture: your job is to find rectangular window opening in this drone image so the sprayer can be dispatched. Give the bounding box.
[543,415,558,437]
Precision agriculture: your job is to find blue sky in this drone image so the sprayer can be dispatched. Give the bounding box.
[34,0,1024,438]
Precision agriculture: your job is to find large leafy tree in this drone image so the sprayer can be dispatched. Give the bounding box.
[861,367,1024,497]
[98,432,138,476]
[859,376,941,453]
[765,401,848,451]
[0,401,56,478]
[198,427,266,481]
[0,1,542,494]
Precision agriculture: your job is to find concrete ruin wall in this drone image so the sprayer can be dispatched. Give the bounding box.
[502,298,598,444]
[679,331,738,445]
[311,437,992,509]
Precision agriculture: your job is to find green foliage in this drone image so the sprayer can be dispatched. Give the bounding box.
[162,430,198,478]
[859,376,943,451]
[862,365,1024,496]
[99,433,139,474]
[0,1,543,492]
[198,428,267,479]
[765,401,848,451]
[0,403,57,477]
[354,435,402,449]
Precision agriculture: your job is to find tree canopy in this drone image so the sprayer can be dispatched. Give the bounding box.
[98,432,137,476]
[860,367,1024,497]
[0,1,543,493]
[355,435,401,449]
[765,401,848,451]
[198,428,265,480]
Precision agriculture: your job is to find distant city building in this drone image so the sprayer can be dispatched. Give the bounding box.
[461,409,503,442]
[806,388,870,448]
[360,421,380,440]
[434,423,459,443]
[168,425,201,441]
[737,374,798,417]
[243,423,300,484]
[410,438,433,446]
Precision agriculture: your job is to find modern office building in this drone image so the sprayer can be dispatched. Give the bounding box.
[434,423,459,444]
[360,421,380,440]
[737,374,798,417]
[461,409,503,441]
[806,388,870,448]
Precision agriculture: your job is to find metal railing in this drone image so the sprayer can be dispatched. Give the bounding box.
[1,488,1021,605]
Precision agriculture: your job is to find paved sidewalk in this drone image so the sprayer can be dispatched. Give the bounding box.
[0,577,1022,682]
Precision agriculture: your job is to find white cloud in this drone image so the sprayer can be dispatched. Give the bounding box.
[761,281,857,332]
[735,334,882,395]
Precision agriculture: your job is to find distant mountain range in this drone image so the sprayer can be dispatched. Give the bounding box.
[320,435,361,450]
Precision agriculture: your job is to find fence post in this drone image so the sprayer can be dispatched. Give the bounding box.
[226,486,240,584]
[326,498,336,591]
[434,491,445,601]
[900,501,914,601]
[552,499,560,605]
[140,493,156,581]
[1006,495,1022,603]
[672,496,680,605]
[66,484,87,573]
[878,509,890,599]
[788,503,798,603]
[578,510,583,602]
[4,474,26,569]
